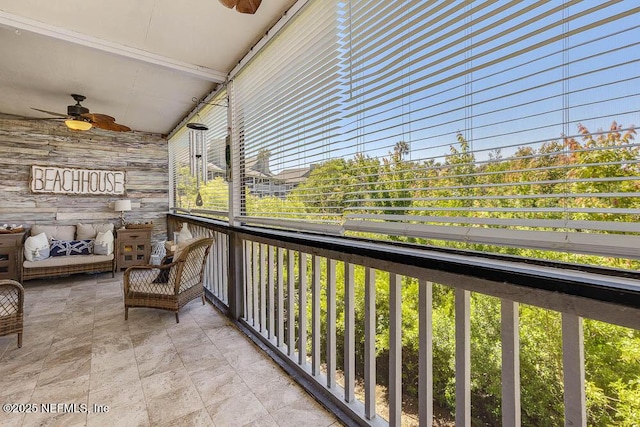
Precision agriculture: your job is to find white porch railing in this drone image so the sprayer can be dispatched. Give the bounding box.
[170,214,640,427]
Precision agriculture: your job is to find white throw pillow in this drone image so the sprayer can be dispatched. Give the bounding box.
[94,230,114,255]
[24,232,50,261]
[177,223,193,243]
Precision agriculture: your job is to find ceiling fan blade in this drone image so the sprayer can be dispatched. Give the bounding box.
[81,112,116,123]
[218,0,238,8]
[112,123,132,132]
[92,121,131,132]
[15,116,65,121]
[31,108,69,118]
[82,113,130,132]
[236,0,261,14]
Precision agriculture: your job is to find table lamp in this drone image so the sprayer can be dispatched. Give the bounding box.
[114,200,132,229]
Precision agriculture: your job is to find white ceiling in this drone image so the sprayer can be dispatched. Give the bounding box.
[0,0,297,135]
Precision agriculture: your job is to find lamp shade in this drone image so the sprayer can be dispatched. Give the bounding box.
[114,200,132,212]
[65,119,92,131]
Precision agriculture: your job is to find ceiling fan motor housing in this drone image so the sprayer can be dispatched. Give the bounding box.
[68,94,89,117]
[68,104,89,117]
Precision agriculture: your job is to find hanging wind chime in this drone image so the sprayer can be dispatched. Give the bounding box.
[187,122,209,207]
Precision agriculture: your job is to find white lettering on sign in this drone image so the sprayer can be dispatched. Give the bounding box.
[30,166,126,195]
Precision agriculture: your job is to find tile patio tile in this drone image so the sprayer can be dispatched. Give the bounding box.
[0,273,338,427]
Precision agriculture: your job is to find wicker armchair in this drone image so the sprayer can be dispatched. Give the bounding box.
[0,279,24,348]
[123,237,213,323]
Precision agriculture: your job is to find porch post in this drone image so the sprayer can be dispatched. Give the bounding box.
[227,231,244,320]
[226,78,244,320]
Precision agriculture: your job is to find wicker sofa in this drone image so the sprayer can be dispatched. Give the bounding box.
[21,223,116,281]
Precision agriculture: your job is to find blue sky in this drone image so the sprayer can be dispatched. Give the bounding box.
[231,1,638,173]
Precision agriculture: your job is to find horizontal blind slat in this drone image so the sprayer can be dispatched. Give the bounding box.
[224,0,640,261]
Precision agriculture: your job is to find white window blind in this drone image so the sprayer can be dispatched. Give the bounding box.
[169,90,229,217]
[229,0,640,258]
[230,0,345,232]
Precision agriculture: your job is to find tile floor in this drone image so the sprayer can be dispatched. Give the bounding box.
[0,272,340,427]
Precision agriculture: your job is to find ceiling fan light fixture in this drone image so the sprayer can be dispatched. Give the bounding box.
[65,119,92,131]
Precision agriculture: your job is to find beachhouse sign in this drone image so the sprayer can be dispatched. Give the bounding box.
[30,165,126,195]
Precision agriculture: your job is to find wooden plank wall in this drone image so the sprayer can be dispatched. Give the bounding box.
[0,115,169,241]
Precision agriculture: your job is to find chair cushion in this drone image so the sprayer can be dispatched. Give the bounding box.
[1,305,18,316]
[129,280,174,295]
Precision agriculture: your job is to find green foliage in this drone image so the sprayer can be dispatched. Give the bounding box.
[292,158,350,221]
[246,122,640,425]
[175,167,229,212]
[310,268,640,426]
[567,122,640,220]
[518,307,564,425]
[246,190,307,220]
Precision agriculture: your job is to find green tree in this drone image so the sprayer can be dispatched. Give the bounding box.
[567,122,639,221]
[291,158,350,222]
[247,123,640,426]
[376,141,416,217]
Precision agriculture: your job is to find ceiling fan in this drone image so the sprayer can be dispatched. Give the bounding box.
[218,0,262,14]
[30,94,131,132]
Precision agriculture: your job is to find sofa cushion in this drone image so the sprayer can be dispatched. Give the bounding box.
[50,239,94,257]
[31,225,76,242]
[24,232,50,261]
[23,253,114,269]
[76,223,115,240]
